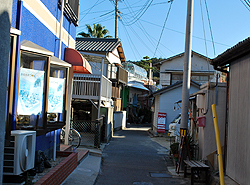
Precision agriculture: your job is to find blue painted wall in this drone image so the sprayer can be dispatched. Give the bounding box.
[159,84,200,129]
[11,0,18,28]
[41,0,59,21]
[11,0,77,157]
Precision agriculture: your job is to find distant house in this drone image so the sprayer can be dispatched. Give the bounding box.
[211,37,250,185]
[122,62,150,124]
[72,37,128,143]
[154,51,216,87]
[151,80,200,134]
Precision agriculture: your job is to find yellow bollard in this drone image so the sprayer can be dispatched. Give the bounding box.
[211,104,225,185]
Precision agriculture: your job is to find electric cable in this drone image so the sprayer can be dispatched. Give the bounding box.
[244,0,250,7]
[153,0,173,57]
[120,20,141,60]
[140,19,230,47]
[79,0,106,23]
[240,0,250,12]
[204,0,216,56]
[122,0,153,26]
[121,0,166,57]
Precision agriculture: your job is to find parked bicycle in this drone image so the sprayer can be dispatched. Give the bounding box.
[60,126,81,148]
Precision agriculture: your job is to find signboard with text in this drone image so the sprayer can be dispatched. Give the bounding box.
[17,68,44,115]
[157,112,167,133]
[48,77,65,113]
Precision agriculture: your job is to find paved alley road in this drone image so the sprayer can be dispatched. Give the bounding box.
[94,126,189,185]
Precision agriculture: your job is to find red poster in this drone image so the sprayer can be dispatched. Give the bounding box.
[157,112,167,133]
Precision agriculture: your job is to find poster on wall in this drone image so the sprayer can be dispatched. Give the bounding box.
[48,77,65,113]
[17,68,44,115]
[157,112,167,133]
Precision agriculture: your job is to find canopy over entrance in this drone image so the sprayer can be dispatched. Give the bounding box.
[64,48,92,74]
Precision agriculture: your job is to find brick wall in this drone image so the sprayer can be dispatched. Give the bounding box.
[34,152,78,185]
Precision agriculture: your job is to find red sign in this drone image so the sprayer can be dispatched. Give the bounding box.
[157,112,167,133]
[197,116,205,127]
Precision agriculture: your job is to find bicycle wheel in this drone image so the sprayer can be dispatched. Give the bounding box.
[60,126,66,143]
[68,128,81,148]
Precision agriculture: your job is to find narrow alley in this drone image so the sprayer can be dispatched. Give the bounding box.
[94,125,189,185]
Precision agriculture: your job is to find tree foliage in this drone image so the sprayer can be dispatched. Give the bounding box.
[77,24,112,38]
[129,56,164,78]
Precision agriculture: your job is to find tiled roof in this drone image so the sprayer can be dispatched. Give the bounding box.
[211,37,250,67]
[76,37,120,52]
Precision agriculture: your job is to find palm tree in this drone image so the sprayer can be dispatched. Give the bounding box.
[77,24,112,38]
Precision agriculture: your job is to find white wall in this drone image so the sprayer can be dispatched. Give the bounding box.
[160,54,214,72]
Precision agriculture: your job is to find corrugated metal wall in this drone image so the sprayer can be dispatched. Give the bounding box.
[226,55,250,185]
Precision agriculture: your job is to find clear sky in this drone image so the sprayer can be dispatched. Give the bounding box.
[77,0,250,61]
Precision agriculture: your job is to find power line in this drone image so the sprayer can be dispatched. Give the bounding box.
[204,0,216,56]
[122,0,153,26]
[200,0,211,82]
[153,0,173,57]
[79,0,106,23]
[200,0,208,57]
[140,19,230,47]
[120,21,141,60]
[121,0,166,56]
[239,0,250,12]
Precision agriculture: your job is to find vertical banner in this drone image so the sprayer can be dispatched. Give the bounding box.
[157,112,167,133]
[17,68,44,115]
[48,77,65,113]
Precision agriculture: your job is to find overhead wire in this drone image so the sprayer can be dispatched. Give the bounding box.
[121,13,168,56]
[239,0,250,12]
[120,21,141,60]
[122,0,153,26]
[199,0,211,78]
[204,0,216,56]
[244,0,250,7]
[121,0,169,57]
[153,0,173,57]
[79,0,106,23]
[140,19,230,47]
[121,0,175,57]
[121,0,164,57]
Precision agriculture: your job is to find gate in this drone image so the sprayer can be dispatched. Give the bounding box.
[71,118,103,148]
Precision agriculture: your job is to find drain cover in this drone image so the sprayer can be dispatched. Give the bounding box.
[150,173,171,178]
[133,182,153,185]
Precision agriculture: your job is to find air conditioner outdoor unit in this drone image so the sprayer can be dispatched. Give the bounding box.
[3,130,36,175]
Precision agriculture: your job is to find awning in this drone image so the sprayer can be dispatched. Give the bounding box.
[51,56,71,68]
[128,81,149,91]
[21,40,53,56]
[65,48,92,74]
[21,40,71,68]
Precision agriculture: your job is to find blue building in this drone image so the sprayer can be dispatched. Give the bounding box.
[7,0,82,164]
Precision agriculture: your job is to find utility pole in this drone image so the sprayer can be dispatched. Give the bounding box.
[115,0,118,38]
[180,0,194,137]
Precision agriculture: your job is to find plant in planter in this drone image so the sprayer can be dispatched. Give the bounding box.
[170,142,179,160]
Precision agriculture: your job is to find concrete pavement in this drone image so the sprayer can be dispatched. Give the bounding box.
[94,126,189,185]
[62,125,239,185]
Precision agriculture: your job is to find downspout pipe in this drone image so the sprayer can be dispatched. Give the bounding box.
[58,0,64,59]
[54,0,65,161]
[12,0,23,130]
[214,65,229,173]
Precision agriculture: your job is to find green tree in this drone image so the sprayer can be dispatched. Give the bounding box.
[131,56,158,77]
[77,24,112,38]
